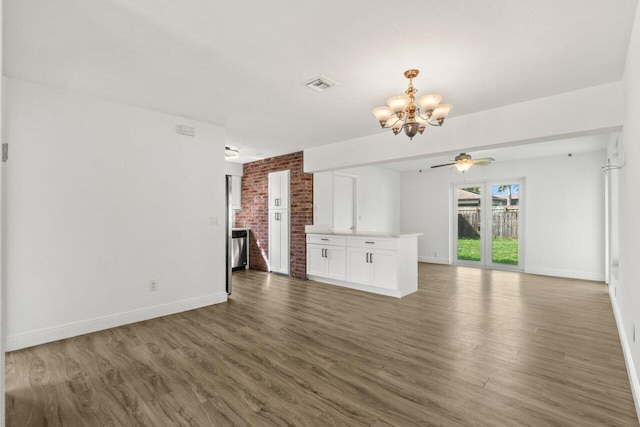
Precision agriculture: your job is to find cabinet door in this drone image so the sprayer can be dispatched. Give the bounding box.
[269,211,281,272]
[278,170,290,209]
[268,173,280,209]
[347,247,370,285]
[307,244,326,277]
[326,246,347,281]
[231,175,242,210]
[370,249,398,290]
[268,170,290,209]
[274,210,289,275]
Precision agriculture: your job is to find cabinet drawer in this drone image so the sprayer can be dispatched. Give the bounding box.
[307,234,347,246]
[347,237,397,250]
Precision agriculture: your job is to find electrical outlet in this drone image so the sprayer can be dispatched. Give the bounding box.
[149,280,158,292]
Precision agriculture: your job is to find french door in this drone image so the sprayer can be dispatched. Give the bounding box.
[452,180,524,270]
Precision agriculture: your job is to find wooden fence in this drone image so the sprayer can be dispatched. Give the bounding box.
[458,206,519,238]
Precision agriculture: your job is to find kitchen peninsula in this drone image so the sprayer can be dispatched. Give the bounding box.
[306,230,421,298]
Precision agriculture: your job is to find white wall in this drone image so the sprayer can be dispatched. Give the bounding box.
[616,1,640,416]
[341,166,400,233]
[400,150,606,281]
[304,82,624,173]
[224,161,243,176]
[314,166,401,233]
[0,0,6,423]
[5,78,227,351]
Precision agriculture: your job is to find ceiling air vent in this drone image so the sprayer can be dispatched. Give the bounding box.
[304,75,337,92]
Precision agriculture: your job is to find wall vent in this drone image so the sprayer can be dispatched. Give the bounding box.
[304,75,337,92]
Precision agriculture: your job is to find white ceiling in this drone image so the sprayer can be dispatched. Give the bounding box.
[4,0,637,163]
[381,134,612,172]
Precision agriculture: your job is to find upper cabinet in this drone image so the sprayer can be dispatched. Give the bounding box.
[268,170,290,209]
[231,175,242,210]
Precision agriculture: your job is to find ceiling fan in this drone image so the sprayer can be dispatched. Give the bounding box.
[431,153,495,172]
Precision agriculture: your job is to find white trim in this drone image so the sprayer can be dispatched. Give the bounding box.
[524,266,604,282]
[6,292,228,351]
[609,288,640,421]
[419,256,449,264]
[307,275,410,298]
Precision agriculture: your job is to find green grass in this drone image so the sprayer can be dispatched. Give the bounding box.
[457,238,519,265]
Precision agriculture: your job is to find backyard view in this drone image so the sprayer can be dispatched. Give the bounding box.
[457,184,520,266]
[457,237,519,265]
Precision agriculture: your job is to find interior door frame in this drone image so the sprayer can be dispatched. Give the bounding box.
[451,178,525,271]
[333,172,357,231]
[451,182,485,268]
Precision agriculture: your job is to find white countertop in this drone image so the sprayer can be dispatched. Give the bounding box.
[232,227,251,231]
[306,230,422,238]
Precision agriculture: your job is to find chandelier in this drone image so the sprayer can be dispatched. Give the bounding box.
[372,69,452,140]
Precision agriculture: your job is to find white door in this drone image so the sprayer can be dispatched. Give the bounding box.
[347,247,370,285]
[453,180,524,271]
[333,173,356,231]
[370,250,398,289]
[326,246,347,281]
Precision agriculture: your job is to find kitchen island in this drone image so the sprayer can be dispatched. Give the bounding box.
[306,231,422,298]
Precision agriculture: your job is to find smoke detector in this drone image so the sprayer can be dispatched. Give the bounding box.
[304,75,337,92]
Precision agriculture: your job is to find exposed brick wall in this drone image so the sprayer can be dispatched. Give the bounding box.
[235,151,313,279]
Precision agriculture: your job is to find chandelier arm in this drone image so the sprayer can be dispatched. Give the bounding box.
[415,112,442,127]
[382,115,406,128]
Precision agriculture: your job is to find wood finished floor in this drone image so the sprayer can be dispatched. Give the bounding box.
[6,264,639,426]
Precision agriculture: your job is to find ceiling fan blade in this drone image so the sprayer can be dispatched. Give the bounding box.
[471,160,493,165]
[431,162,456,168]
[472,157,495,162]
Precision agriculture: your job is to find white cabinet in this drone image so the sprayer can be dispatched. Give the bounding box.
[269,170,290,275]
[268,170,290,209]
[306,233,418,298]
[346,247,398,290]
[231,175,242,210]
[307,235,347,281]
[269,210,289,274]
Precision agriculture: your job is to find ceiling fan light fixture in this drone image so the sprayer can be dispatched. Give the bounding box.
[225,146,240,159]
[372,69,452,140]
[455,161,473,172]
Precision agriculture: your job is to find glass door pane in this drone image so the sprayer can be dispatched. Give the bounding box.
[490,184,520,266]
[457,186,482,263]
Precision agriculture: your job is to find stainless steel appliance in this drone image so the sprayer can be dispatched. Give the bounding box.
[232,229,248,270]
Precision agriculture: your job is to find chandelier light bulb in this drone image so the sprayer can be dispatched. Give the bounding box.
[386,95,411,113]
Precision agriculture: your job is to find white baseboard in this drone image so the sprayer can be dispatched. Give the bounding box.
[418,256,449,264]
[609,289,640,422]
[525,266,604,282]
[307,275,406,298]
[6,292,228,351]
